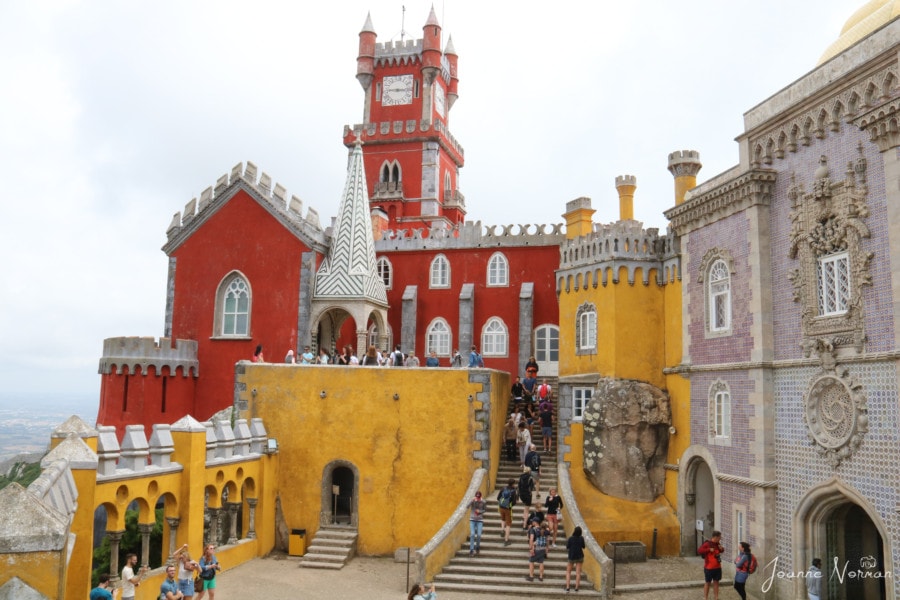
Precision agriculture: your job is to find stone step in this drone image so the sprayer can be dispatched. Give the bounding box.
[432,580,601,598]
[298,526,358,570]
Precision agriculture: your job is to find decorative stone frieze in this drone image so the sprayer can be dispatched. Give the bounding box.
[854,97,900,151]
[788,152,871,352]
[664,170,776,235]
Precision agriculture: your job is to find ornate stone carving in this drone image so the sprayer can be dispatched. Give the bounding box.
[697,248,735,283]
[582,378,671,502]
[787,152,871,352]
[803,361,868,468]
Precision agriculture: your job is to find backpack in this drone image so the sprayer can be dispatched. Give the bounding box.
[529,452,542,470]
[539,384,549,399]
[392,351,403,366]
[518,473,534,496]
[746,554,758,574]
[476,353,484,367]
[498,487,515,509]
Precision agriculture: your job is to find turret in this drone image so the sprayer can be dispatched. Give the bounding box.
[421,6,442,85]
[445,35,459,110]
[615,175,636,221]
[562,196,596,240]
[356,13,376,92]
[667,150,702,206]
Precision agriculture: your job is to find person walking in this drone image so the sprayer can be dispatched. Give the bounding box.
[251,344,265,362]
[733,542,753,600]
[539,402,553,453]
[467,491,486,556]
[525,519,549,582]
[807,558,823,600]
[525,444,542,498]
[544,487,563,547]
[511,376,524,405]
[195,544,221,600]
[518,465,535,530]
[516,422,532,467]
[497,478,518,546]
[362,345,379,365]
[468,345,484,368]
[698,530,724,600]
[565,526,586,592]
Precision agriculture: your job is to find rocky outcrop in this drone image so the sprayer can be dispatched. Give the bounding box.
[583,378,671,502]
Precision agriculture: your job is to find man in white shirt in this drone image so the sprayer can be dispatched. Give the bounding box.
[121,553,142,600]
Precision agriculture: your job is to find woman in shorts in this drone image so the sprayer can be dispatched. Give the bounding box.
[565,526,586,592]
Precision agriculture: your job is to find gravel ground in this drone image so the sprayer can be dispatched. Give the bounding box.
[214,553,713,599]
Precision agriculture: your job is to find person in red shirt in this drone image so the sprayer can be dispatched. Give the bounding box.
[698,530,723,600]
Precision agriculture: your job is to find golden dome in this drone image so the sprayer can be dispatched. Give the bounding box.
[818,0,900,65]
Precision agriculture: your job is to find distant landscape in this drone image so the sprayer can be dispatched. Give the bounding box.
[0,395,97,465]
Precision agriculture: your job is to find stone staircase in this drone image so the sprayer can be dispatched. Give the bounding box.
[433,460,601,597]
[297,524,358,570]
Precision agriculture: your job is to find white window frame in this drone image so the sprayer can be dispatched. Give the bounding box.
[578,310,597,351]
[573,387,593,422]
[734,507,746,546]
[214,271,252,338]
[714,389,731,438]
[487,252,509,287]
[709,259,731,332]
[430,254,450,289]
[376,256,392,289]
[481,317,508,356]
[426,318,452,356]
[817,251,850,316]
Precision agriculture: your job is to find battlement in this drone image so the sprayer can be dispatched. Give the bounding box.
[667,150,703,177]
[558,220,680,286]
[373,40,452,82]
[344,118,464,160]
[99,336,199,377]
[374,220,567,251]
[165,161,326,247]
[615,174,637,188]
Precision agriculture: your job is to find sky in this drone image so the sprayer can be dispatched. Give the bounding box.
[0,0,857,406]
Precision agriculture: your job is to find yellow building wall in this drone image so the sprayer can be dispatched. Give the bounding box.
[0,550,66,598]
[663,276,690,507]
[234,365,508,555]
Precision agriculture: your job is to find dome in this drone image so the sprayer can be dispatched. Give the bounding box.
[818,0,900,65]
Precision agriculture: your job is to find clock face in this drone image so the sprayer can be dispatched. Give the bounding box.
[382,75,413,106]
[434,84,446,118]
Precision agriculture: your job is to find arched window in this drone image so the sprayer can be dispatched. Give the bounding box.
[575,302,597,354]
[214,272,251,337]
[817,251,849,316]
[709,380,731,442]
[430,254,450,288]
[426,318,452,356]
[444,172,452,193]
[709,259,731,332]
[487,252,509,287]
[376,256,392,289]
[481,317,508,356]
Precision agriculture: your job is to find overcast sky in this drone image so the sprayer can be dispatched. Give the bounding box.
[0,1,856,407]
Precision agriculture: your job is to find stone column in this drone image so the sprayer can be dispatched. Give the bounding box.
[246,498,258,539]
[165,517,181,562]
[108,530,125,586]
[226,502,240,544]
[138,524,154,568]
[207,507,221,547]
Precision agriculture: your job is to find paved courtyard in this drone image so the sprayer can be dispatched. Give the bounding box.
[215,553,713,599]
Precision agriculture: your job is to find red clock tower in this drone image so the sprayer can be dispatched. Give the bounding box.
[343,8,465,234]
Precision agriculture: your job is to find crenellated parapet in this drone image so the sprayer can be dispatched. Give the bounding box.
[344,118,464,162]
[163,161,329,254]
[99,336,199,377]
[374,220,566,251]
[557,220,679,287]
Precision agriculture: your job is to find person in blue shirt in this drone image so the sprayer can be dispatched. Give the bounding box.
[89,573,114,600]
[468,345,484,367]
[425,351,440,367]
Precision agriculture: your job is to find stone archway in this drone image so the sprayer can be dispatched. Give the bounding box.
[320,460,360,527]
[794,479,890,600]
[678,446,720,555]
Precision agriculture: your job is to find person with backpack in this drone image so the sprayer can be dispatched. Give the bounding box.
[525,444,542,498]
[698,531,724,600]
[468,345,484,368]
[537,378,552,403]
[733,541,756,600]
[391,345,404,366]
[496,478,518,546]
[518,465,535,530]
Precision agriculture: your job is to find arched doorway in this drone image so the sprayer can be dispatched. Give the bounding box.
[795,479,890,600]
[679,451,718,555]
[320,461,359,527]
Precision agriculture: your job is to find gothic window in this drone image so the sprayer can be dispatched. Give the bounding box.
[444,172,451,193]
[817,251,849,316]
[380,161,401,183]
[573,387,592,422]
[214,272,251,338]
[575,303,597,354]
[481,317,508,356]
[376,256,392,289]
[709,260,731,332]
[487,252,509,287]
[426,318,452,356]
[430,254,450,288]
[708,380,731,444]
